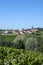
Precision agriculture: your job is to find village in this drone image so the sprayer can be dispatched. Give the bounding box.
[2,27,38,35]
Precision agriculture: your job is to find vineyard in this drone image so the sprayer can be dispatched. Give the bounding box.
[0,47,43,65]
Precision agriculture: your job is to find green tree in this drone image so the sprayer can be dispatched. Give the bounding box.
[25,37,39,51]
[14,40,25,49]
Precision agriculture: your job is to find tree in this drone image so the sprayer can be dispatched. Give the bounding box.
[25,37,39,51]
[0,36,5,46]
[14,40,25,49]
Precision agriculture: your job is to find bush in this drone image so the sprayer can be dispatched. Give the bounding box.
[0,47,43,65]
[25,37,39,51]
[14,40,25,49]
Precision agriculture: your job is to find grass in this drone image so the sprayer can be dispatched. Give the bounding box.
[0,35,17,43]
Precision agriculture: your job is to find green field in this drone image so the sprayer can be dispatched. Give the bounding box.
[0,35,17,43]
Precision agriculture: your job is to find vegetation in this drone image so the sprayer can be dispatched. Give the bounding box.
[0,35,17,42]
[0,30,43,52]
[12,33,43,52]
[0,35,17,47]
[0,47,43,65]
[0,29,43,65]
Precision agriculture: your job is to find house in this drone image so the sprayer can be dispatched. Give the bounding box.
[2,30,8,34]
[2,30,13,35]
[2,27,39,35]
[7,30,13,34]
[19,29,27,34]
[31,28,38,33]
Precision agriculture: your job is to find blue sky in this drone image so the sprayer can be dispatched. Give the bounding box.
[0,0,43,29]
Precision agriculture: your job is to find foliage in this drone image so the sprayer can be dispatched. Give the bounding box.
[14,40,25,49]
[0,32,43,52]
[0,47,43,65]
[0,35,16,43]
[0,35,17,47]
[25,37,39,51]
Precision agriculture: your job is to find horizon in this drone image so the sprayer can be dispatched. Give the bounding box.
[0,27,43,30]
[0,0,43,29]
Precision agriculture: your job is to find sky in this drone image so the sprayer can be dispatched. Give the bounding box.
[0,0,43,29]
